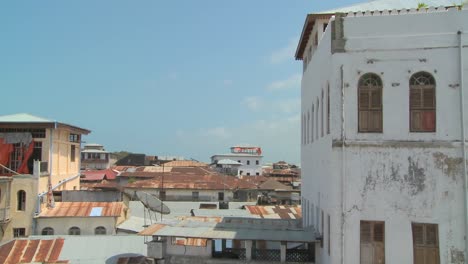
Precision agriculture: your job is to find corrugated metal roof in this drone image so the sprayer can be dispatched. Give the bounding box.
[0,113,90,134]
[123,167,257,190]
[81,169,117,181]
[138,216,314,242]
[0,113,53,123]
[321,0,454,13]
[162,160,208,167]
[0,238,67,264]
[245,205,302,219]
[38,202,124,217]
[216,159,242,165]
[138,223,166,236]
[173,237,208,247]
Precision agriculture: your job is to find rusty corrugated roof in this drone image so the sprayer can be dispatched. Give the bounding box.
[162,160,208,167]
[0,238,68,264]
[245,205,302,219]
[124,168,257,190]
[38,202,124,217]
[174,238,208,247]
[138,223,166,236]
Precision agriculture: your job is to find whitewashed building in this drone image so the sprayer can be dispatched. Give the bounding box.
[81,143,111,170]
[211,146,263,176]
[298,1,468,264]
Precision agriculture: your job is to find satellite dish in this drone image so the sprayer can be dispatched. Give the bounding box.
[136,191,171,214]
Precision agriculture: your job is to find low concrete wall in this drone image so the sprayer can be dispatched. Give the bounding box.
[163,255,314,264]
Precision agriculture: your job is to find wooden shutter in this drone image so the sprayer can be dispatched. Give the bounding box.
[410,73,436,132]
[412,223,439,264]
[361,221,385,264]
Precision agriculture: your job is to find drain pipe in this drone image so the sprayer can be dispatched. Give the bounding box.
[340,65,346,264]
[458,30,468,264]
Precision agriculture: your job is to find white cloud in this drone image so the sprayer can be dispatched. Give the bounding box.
[201,127,231,140]
[270,38,298,64]
[242,96,263,111]
[266,74,301,91]
[278,99,301,114]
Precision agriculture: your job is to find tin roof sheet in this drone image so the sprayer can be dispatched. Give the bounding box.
[38,202,124,217]
[0,113,90,134]
[245,205,302,219]
[0,238,67,264]
[123,167,257,190]
[81,169,117,181]
[139,216,314,242]
[321,0,453,13]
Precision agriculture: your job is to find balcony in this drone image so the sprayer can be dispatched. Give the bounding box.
[0,207,11,223]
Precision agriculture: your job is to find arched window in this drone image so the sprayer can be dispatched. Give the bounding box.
[95,226,106,235]
[17,190,26,211]
[358,73,383,132]
[68,226,80,235]
[41,227,54,235]
[410,72,436,132]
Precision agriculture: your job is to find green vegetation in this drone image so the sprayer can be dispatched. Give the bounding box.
[417,2,428,8]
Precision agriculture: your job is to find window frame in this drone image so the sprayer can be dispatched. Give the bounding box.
[13,228,26,238]
[409,72,436,133]
[17,190,26,211]
[358,73,383,133]
[71,145,76,162]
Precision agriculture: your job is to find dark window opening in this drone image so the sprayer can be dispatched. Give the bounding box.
[69,134,80,143]
[218,192,224,201]
[13,228,26,238]
[71,145,76,162]
[42,227,54,235]
[17,190,26,211]
[95,226,106,235]
[69,227,81,235]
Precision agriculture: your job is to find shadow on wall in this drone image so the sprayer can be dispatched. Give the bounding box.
[106,253,146,264]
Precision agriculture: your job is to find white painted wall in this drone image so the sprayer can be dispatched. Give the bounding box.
[301,8,468,264]
[211,155,263,176]
[36,217,117,236]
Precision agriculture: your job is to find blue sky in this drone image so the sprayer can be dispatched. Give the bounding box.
[1,0,361,165]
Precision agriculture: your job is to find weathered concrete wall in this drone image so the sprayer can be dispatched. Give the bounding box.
[301,8,468,264]
[36,216,117,236]
[163,255,313,264]
[1,175,38,242]
[166,239,212,257]
[62,190,122,202]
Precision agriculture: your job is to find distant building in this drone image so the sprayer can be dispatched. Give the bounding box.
[0,113,90,242]
[262,161,301,188]
[80,143,110,170]
[120,166,258,202]
[211,145,263,176]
